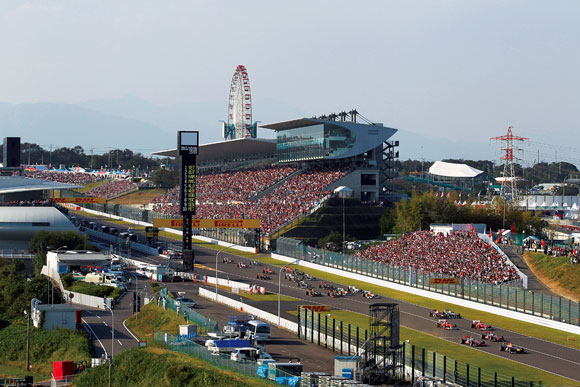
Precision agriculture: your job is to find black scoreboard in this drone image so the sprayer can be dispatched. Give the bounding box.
[178,131,198,216]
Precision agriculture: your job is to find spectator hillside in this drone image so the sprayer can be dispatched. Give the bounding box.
[352,231,519,284]
[151,165,350,234]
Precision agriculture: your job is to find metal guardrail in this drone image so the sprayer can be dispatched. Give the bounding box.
[298,307,536,387]
[158,288,218,334]
[278,237,580,327]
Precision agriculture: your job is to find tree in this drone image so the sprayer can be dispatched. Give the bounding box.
[30,231,97,275]
[152,168,179,188]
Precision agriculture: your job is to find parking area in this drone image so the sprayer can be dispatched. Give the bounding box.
[165,283,337,373]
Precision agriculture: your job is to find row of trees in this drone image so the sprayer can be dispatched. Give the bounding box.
[0,142,162,173]
[381,191,545,236]
[396,159,579,186]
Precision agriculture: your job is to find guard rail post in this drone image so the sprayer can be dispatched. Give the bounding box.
[432,352,436,377]
[332,318,335,352]
[411,345,415,385]
[443,355,447,383]
[422,348,425,376]
[318,313,321,345]
[340,321,344,354]
[310,309,314,343]
[348,324,351,355]
[325,315,328,348]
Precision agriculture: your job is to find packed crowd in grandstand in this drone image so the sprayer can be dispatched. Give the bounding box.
[352,231,520,284]
[25,170,105,185]
[0,199,53,207]
[151,165,349,234]
[84,179,139,199]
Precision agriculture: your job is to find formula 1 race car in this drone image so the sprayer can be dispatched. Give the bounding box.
[298,281,311,289]
[436,320,458,330]
[256,273,271,280]
[500,342,525,354]
[222,257,234,264]
[319,281,332,289]
[262,268,275,275]
[460,336,486,347]
[429,309,461,319]
[481,331,505,342]
[471,320,493,331]
[237,262,249,268]
[363,290,380,299]
[328,289,343,298]
[306,288,322,297]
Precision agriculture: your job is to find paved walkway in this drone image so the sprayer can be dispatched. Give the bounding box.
[501,245,557,296]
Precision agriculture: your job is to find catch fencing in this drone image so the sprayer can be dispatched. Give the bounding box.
[297,307,537,387]
[153,332,297,383]
[158,287,218,333]
[277,237,580,328]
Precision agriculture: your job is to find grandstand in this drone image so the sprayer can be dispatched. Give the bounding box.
[150,114,399,242]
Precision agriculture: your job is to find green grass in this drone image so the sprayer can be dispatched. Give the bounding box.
[239,291,297,302]
[66,280,123,300]
[289,309,578,386]
[257,256,580,351]
[0,321,93,378]
[527,252,580,300]
[125,302,188,344]
[73,346,273,387]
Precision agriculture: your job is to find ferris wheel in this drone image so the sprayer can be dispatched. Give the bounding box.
[227,65,254,140]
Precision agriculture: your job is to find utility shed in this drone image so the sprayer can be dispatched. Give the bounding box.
[32,303,81,331]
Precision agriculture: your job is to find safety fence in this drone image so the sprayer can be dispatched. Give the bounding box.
[297,307,536,387]
[153,332,297,384]
[76,202,264,251]
[278,237,580,327]
[159,287,218,334]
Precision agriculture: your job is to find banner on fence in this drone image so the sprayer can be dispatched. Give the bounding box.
[154,218,260,229]
[429,278,460,285]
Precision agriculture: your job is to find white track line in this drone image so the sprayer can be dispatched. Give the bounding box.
[82,318,107,359]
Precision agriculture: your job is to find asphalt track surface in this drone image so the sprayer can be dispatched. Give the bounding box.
[79,213,580,382]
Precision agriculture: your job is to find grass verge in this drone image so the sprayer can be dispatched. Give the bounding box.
[525,252,580,301]
[257,256,580,351]
[239,291,298,302]
[0,321,93,379]
[125,302,188,344]
[288,309,578,386]
[73,346,273,387]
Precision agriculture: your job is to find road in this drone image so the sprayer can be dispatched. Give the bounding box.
[80,272,144,361]
[77,212,580,382]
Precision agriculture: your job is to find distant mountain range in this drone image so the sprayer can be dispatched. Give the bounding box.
[0,95,489,160]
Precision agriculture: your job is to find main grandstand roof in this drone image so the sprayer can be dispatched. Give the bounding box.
[0,176,82,195]
[151,137,276,159]
[429,161,484,178]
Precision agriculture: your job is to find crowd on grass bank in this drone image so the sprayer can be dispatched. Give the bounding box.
[352,231,520,284]
[524,239,580,265]
[151,165,350,234]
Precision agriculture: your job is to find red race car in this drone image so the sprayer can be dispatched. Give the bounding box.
[481,331,505,342]
[436,320,458,330]
[471,320,493,331]
[460,336,486,347]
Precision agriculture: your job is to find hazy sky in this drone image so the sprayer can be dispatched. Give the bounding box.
[1,1,579,162]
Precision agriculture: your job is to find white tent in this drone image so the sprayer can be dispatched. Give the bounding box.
[334,186,353,199]
[428,161,484,178]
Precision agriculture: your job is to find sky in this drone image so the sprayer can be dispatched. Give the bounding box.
[0,1,579,163]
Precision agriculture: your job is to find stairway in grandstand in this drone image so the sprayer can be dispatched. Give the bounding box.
[249,168,303,201]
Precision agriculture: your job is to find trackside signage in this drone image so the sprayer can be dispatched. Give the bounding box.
[429,278,460,285]
[153,218,261,229]
[301,305,332,312]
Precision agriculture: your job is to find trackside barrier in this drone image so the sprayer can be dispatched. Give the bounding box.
[74,203,259,253]
[200,275,266,294]
[198,287,298,332]
[41,264,114,310]
[153,332,297,383]
[275,237,580,334]
[297,307,536,387]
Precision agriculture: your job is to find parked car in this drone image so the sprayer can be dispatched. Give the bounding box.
[175,297,197,309]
